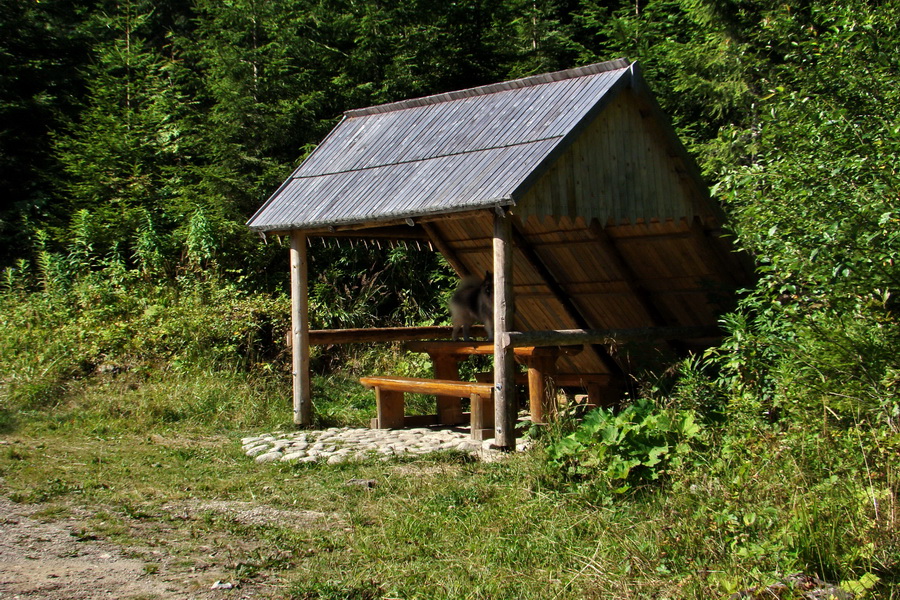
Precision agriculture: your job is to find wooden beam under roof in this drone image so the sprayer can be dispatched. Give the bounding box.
[421,222,469,277]
[510,219,625,377]
[269,222,429,240]
[588,219,673,328]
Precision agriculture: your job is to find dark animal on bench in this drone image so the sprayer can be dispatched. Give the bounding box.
[450,272,494,341]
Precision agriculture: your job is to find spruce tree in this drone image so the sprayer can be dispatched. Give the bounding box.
[0,0,93,266]
[53,0,200,252]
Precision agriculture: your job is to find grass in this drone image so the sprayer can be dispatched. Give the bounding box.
[0,428,651,598]
[1,367,898,599]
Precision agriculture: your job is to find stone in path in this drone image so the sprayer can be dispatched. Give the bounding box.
[241,426,528,464]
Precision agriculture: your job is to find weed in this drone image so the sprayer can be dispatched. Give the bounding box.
[546,398,702,497]
[287,579,384,600]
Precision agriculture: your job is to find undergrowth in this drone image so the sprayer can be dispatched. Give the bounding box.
[1,225,898,598]
[540,352,899,598]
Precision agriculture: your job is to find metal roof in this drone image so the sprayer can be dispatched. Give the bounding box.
[248,59,634,232]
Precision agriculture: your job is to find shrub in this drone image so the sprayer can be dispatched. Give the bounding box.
[546,398,702,497]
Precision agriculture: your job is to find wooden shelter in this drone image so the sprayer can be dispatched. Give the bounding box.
[247,58,753,449]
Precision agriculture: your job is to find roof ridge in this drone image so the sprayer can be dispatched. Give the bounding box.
[344,58,632,118]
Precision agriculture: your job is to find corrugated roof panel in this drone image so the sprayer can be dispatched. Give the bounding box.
[301,69,622,176]
[249,139,559,231]
[248,60,633,231]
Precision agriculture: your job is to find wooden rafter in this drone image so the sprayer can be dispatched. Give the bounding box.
[510,220,624,376]
[587,220,672,327]
[421,222,470,277]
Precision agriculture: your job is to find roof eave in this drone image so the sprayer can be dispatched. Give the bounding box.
[247,197,516,234]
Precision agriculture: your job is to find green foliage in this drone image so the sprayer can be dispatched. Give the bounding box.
[709,0,900,434]
[0,0,91,269]
[53,1,202,246]
[546,398,702,496]
[0,235,291,415]
[308,242,453,331]
[4,0,900,593]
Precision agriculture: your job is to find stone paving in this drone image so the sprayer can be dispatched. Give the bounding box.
[241,426,528,464]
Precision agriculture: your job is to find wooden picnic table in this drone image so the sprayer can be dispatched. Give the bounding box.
[403,340,583,424]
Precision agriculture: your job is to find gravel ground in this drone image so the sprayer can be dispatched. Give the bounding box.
[0,493,307,599]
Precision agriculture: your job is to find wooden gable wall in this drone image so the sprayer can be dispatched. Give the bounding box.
[515,89,710,225]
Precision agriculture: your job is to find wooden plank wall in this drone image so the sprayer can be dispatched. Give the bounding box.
[516,89,707,225]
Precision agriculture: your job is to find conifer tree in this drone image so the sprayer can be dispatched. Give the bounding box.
[53,0,200,252]
[190,0,337,218]
[0,0,93,266]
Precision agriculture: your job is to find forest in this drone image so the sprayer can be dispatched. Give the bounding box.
[1,0,899,597]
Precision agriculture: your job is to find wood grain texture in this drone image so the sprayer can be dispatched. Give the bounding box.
[290,231,312,426]
[360,376,494,397]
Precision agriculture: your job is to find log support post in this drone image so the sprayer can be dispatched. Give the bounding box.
[525,352,558,424]
[493,209,516,449]
[432,353,465,425]
[290,231,312,426]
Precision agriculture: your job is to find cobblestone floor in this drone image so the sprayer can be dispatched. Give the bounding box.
[241,426,528,464]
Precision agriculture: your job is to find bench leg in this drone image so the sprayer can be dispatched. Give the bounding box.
[470,393,495,441]
[375,388,405,429]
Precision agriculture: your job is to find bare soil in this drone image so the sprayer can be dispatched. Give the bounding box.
[0,494,332,599]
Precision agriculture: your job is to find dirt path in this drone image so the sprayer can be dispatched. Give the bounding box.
[0,495,275,599]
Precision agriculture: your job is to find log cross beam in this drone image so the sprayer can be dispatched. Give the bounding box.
[510,221,624,376]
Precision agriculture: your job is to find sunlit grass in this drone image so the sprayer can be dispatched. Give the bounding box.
[1,364,897,598]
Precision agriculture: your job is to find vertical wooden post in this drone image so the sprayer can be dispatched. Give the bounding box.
[432,353,464,425]
[527,349,560,424]
[290,231,312,426]
[493,209,516,449]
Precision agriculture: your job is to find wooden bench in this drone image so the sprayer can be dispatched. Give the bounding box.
[403,341,584,423]
[359,376,495,440]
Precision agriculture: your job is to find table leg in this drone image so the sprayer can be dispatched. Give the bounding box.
[432,353,465,425]
[470,392,494,441]
[526,353,559,424]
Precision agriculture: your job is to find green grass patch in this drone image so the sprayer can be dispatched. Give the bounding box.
[2,396,896,599]
[0,290,896,598]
